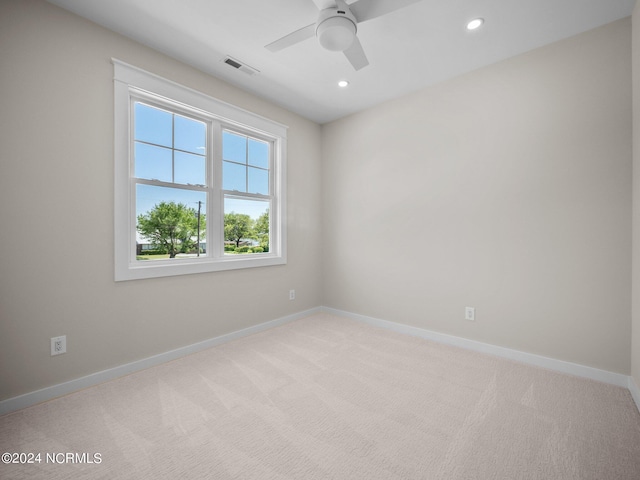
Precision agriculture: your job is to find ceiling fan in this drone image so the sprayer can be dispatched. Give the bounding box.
[265,0,423,71]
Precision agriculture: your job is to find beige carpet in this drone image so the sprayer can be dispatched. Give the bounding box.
[1,313,639,479]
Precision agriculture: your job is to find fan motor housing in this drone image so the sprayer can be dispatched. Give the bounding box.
[316,8,357,52]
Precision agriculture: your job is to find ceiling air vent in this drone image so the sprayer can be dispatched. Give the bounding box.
[222,56,259,76]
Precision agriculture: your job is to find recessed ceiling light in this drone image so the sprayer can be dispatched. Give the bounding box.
[467,18,484,30]
[338,80,349,88]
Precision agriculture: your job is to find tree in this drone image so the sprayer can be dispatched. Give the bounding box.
[254,209,269,251]
[224,212,253,248]
[137,202,204,258]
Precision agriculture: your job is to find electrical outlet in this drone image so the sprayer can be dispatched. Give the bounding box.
[289,289,295,300]
[51,335,66,356]
[465,307,475,321]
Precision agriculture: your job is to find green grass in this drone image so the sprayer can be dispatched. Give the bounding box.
[136,254,170,261]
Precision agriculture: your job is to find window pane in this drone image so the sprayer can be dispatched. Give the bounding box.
[134,142,172,182]
[174,115,206,155]
[248,167,269,195]
[223,161,246,192]
[135,103,172,147]
[224,197,270,255]
[136,184,207,261]
[175,151,206,186]
[248,139,269,168]
[223,131,246,164]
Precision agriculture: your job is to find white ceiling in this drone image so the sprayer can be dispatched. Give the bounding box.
[47,0,636,124]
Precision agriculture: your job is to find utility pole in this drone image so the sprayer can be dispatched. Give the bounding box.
[196,200,202,256]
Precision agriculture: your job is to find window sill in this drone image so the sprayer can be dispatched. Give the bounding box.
[115,254,287,281]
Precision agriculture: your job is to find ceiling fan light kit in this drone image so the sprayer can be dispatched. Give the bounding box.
[316,15,356,52]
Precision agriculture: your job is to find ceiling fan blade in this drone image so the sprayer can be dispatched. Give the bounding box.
[310,0,337,11]
[343,37,369,70]
[265,24,316,52]
[349,0,423,23]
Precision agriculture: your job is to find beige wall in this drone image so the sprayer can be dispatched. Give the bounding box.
[0,0,322,400]
[322,19,632,374]
[632,3,640,389]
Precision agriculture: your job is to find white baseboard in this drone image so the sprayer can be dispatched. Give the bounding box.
[321,307,630,388]
[0,307,322,417]
[629,377,640,414]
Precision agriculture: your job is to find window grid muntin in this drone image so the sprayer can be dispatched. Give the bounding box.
[222,128,271,196]
[133,101,207,187]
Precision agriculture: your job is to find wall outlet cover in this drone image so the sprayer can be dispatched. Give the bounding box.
[465,307,475,321]
[51,335,67,356]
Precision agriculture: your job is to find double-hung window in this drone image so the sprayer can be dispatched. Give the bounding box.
[114,60,287,281]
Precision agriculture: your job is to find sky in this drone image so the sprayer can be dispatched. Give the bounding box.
[134,102,270,220]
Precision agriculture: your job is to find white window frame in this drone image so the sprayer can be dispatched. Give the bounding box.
[113,59,287,281]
